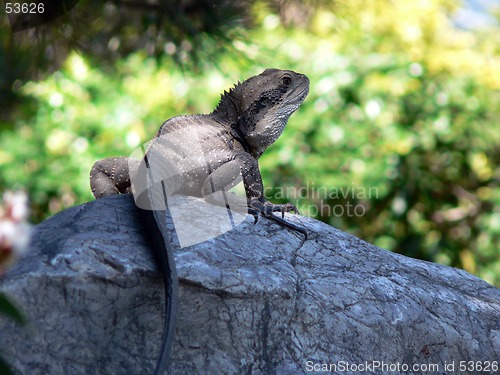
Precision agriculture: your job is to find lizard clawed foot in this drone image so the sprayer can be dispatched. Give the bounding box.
[247,198,307,239]
[274,202,300,218]
[248,198,299,219]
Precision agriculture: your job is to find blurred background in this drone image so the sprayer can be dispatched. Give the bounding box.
[0,0,499,286]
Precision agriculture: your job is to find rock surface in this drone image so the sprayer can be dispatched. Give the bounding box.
[0,194,499,374]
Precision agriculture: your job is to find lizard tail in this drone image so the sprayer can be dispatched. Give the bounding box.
[139,203,179,375]
[137,159,179,375]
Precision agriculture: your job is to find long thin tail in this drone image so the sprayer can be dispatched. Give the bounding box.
[139,205,178,375]
[138,158,179,374]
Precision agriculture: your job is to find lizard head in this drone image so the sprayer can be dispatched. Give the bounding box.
[214,68,309,157]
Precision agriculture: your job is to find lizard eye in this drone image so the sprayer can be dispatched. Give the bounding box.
[280,74,293,87]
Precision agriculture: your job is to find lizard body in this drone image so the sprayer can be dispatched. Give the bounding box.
[89,68,309,373]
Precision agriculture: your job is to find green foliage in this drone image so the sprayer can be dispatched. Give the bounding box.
[0,292,25,326]
[0,356,13,375]
[0,292,25,374]
[0,0,499,286]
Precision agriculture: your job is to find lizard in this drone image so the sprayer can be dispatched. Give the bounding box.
[89,68,309,374]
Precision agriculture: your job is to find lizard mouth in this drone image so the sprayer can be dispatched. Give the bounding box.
[274,86,309,121]
[293,86,310,105]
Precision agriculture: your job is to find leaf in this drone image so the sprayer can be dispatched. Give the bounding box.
[0,292,25,326]
[0,356,13,375]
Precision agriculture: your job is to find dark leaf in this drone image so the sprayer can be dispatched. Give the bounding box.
[0,292,26,326]
[0,355,13,375]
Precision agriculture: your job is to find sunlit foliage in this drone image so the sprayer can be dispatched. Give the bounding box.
[0,0,499,285]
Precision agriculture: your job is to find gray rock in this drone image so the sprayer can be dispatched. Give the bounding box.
[0,194,499,375]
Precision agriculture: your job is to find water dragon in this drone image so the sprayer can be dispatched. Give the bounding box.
[89,68,309,373]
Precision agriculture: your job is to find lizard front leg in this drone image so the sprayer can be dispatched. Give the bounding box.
[232,154,299,218]
[200,153,305,236]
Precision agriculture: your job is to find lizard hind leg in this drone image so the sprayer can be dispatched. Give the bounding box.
[90,156,133,199]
